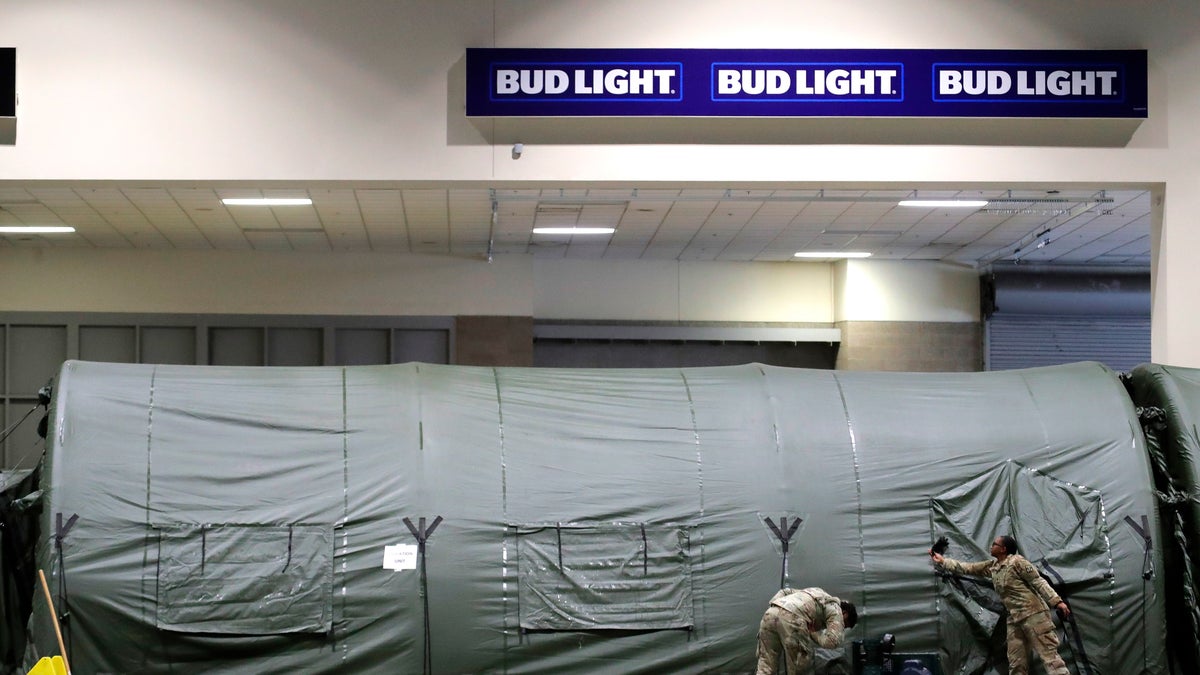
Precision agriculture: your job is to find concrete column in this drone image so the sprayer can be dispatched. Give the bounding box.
[835,321,982,372]
[454,316,534,366]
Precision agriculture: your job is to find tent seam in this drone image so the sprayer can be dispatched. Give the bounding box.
[679,370,707,664]
[831,372,869,636]
[493,367,511,672]
[143,365,157,651]
[339,367,349,663]
[145,366,156,527]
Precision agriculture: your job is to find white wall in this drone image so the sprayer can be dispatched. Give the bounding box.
[0,0,1195,360]
[834,261,980,323]
[3,0,1186,182]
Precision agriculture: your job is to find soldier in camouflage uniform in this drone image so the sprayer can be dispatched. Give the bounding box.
[931,535,1071,675]
[755,586,858,675]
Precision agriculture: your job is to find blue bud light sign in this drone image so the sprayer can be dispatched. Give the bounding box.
[1,48,14,118]
[466,48,1146,119]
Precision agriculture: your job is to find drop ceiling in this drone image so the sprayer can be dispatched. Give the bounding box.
[0,183,1151,268]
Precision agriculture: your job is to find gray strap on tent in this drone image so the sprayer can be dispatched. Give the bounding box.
[1124,513,1156,667]
[1125,515,1154,580]
[556,522,563,570]
[403,515,443,675]
[282,525,294,573]
[641,523,648,576]
[1038,560,1093,675]
[54,512,78,654]
[54,512,78,552]
[764,516,802,588]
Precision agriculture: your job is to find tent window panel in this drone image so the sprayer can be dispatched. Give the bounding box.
[515,523,694,632]
[155,524,333,635]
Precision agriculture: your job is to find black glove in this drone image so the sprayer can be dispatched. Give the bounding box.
[930,536,949,557]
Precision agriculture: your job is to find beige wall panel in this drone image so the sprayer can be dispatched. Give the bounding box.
[0,249,534,316]
[535,259,834,322]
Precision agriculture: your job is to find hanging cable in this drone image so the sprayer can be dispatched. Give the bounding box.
[0,405,39,446]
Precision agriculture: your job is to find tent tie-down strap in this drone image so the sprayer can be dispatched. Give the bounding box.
[641,524,648,576]
[1125,514,1154,580]
[1037,560,1093,675]
[53,512,78,657]
[764,516,802,588]
[403,516,443,675]
[932,569,994,591]
[283,525,294,573]
[1123,513,1155,672]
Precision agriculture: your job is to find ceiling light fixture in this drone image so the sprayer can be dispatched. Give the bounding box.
[898,199,988,208]
[221,198,313,206]
[0,225,76,233]
[793,251,872,259]
[532,227,615,235]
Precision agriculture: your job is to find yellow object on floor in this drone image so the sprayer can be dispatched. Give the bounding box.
[25,656,67,675]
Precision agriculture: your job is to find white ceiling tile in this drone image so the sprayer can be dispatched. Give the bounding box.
[0,182,1152,264]
[244,231,293,251]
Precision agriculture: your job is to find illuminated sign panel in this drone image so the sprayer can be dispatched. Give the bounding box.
[711,62,904,102]
[466,48,1147,118]
[1,48,13,144]
[1,48,13,118]
[490,62,683,101]
[933,63,1125,103]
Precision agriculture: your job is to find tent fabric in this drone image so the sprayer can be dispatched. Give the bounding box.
[26,360,1167,674]
[1126,364,1200,673]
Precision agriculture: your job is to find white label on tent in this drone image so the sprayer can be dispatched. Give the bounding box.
[383,543,418,571]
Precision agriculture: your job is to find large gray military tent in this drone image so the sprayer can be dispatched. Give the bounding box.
[21,360,1170,673]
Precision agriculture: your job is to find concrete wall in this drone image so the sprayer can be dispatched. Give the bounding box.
[835,321,983,372]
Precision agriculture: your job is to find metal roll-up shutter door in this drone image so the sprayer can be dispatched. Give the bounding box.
[986,314,1150,371]
[984,267,1150,371]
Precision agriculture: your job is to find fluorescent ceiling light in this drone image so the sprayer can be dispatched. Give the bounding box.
[532,227,615,235]
[793,251,872,258]
[898,199,988,208]
[221,198,313,206]
[0,225,75,233]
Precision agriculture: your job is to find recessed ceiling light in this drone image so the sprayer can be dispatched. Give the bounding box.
[221,198,313,206]
[794,251,872,258]
[898,200,988,208]
[532,227,615,235]
[0,225,76,233]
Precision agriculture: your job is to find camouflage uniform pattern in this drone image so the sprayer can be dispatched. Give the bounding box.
[755,587,845,675]
[941,554,1069,675]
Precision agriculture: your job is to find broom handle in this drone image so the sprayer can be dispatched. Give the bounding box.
[37,569,71,675]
